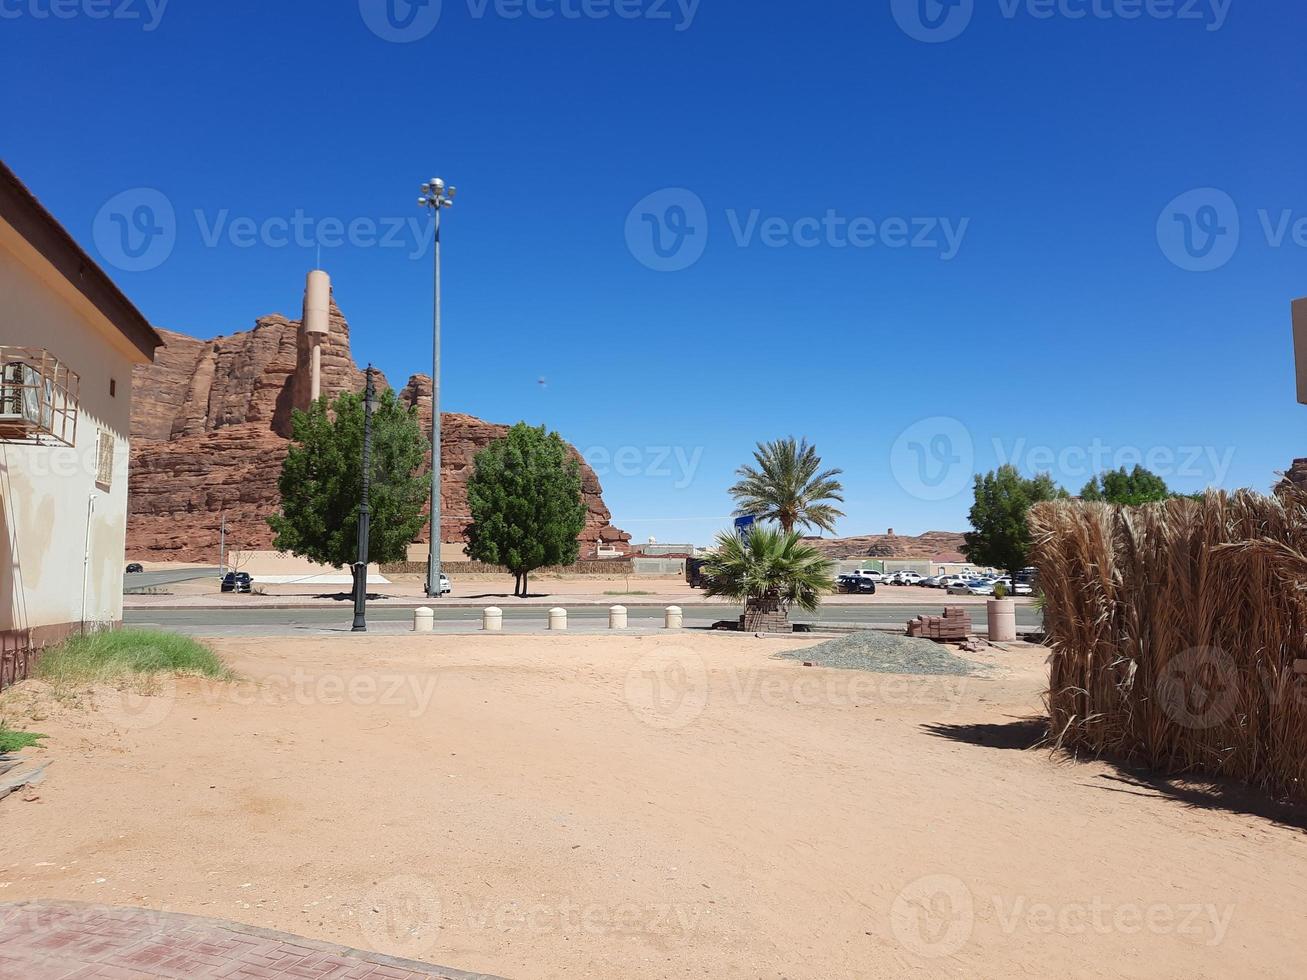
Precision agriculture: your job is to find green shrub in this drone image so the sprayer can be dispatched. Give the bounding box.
[0,722,45,753]
[35,630,232,687]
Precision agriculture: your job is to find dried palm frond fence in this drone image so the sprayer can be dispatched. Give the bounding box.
[1029,489,1307,802]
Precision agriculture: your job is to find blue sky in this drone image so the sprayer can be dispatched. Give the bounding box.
[3,0,1305,545]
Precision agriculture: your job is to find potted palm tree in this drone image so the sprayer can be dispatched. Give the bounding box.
[727,437,845,534]
[703,526,835,633]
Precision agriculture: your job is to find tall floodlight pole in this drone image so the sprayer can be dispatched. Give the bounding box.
[352,366,378,632]
[418,177,455,598]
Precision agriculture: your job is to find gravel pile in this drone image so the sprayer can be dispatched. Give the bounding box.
[776,631,986,676]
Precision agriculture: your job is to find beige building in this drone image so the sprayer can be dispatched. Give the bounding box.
[0,161,162,686]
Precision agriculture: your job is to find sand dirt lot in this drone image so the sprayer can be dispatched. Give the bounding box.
[2,634,1305,979]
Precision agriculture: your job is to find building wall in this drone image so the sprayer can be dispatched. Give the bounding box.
[0,218,140,643]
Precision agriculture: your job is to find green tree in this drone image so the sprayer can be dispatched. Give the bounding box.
[267,388,428,568]
[703,525,835,631]
[465,422,587,597]
[1080,465,1174,505]
[962,465,1068,578]
[728,437,845,534]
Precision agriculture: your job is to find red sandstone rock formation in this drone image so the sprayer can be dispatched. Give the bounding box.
[799,530,969,562]
[127,304,629,562]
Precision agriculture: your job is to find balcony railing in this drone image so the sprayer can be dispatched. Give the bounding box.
[0,346,79,448]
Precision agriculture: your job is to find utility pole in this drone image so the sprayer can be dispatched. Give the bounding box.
[418,177,456,598]
[352,367,378,632]
[219,512,227,574]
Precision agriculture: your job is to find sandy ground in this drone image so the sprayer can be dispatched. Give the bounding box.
[2,634,1305,979]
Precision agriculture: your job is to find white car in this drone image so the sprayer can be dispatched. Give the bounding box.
[994,576,1033,597]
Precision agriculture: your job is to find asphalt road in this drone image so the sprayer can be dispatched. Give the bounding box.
[124,567,222,591]
[124,603,1044,636]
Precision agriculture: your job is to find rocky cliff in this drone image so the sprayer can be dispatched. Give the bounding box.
[127,303,629,562]
[800,530,968,561]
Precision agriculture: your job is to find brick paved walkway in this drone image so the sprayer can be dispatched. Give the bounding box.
[0,901,504,979]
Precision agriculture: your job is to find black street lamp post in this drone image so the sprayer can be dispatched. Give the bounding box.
[352,366,378,632]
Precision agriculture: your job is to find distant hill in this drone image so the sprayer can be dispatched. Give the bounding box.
[799,530,967,562]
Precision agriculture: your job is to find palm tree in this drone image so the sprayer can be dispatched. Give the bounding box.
[703,526,835,632]
[728,437,845,535]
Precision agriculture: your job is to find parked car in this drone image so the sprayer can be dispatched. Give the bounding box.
[836,573,878,594]
[994,576,1033,597]
[125,563,144,574]
[892,571,924,585]
[947,579,994,596]
[221,572,253,594]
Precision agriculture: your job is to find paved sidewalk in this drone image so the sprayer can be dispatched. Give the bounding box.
[0,901,502,979]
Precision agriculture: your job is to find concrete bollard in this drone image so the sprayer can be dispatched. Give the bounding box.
[987,598,1017,643]
[609,605,628,630]
[413,607,434,633]
[665,605,683,629]
[483,606,503,632]
[549,607,568,631]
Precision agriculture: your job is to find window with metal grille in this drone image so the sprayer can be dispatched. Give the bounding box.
[96,430,115,490]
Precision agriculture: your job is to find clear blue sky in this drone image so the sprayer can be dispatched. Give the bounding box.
[4,0,1304,546]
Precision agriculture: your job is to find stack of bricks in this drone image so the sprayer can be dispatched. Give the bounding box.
[741,598,792,634]
[907,606,971,642]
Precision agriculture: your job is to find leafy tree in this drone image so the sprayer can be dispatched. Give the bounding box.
[268,389,428,568]
[465,422,587,597]
[962,465,1069,578]
[703,525,834,628]
[728,437,845,534]
[1080,465,1174,506]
